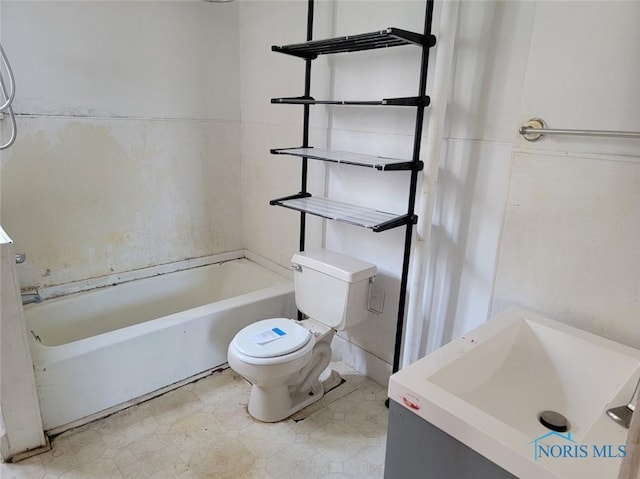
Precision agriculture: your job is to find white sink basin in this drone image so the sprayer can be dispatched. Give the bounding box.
[388,308,640,479]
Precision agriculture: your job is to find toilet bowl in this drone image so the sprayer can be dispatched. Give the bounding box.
[228,317,334,422]
[227,249,377,423]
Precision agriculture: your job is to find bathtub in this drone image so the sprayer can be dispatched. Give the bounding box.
[25,258,295,432]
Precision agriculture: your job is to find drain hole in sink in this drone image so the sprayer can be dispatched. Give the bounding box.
[538,410,569,433]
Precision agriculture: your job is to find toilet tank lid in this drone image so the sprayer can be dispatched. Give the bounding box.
[292,249,376,283]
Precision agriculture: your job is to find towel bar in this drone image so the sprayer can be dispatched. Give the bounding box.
[519,118,640,142]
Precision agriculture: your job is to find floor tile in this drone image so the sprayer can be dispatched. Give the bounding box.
[1,362,387,478]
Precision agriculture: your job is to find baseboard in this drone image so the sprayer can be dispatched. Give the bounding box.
[331,334,392,388]
[5,437,51,463]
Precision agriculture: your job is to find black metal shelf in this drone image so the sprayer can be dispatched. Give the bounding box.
[272,27,435,60]
[271,96,430,107]
[270,193,416,233]
[269,0,436,377]
[271,147,422,171]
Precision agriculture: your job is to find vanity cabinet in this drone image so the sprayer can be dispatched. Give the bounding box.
[385,400,517,479]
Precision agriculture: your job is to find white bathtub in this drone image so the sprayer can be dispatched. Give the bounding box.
[25,258,295,432]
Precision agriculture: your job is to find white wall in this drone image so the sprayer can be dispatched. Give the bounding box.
[398,0,536,356]
[240,0,640,382]
[492,2,640,349]
[238,1,537,383]
[323,0,425,374]
[239,0,335,267]
[3,0,636,386]
[0,1,243,289]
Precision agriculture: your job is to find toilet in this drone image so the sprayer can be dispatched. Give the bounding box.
[227,249,376,422]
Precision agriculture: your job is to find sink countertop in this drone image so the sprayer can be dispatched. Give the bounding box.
[388,308,640,479]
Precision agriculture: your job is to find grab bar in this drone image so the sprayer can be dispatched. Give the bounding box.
[519,118,640,142]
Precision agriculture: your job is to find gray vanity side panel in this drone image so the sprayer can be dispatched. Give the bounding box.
[384,400,517,479]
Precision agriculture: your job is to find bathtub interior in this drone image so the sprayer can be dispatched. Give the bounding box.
[26,258,285,346]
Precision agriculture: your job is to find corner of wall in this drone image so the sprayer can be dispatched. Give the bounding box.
[331,334,391,388]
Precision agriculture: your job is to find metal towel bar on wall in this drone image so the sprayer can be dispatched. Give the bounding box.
[519,118,640,142]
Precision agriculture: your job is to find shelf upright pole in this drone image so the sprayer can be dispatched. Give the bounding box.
[391,0,435,374]
[296,0,315,322]
[300,0,314,253]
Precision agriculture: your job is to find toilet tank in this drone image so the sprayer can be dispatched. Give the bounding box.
[291,249,377,330]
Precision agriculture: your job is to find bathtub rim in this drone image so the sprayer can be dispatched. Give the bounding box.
[27,275,293,366]
[26,251,295,363]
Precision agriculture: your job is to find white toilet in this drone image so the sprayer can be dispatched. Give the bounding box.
[227,249,376,422]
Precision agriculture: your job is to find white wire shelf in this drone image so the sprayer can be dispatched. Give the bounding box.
[270,96,430,107]
[271,147,421,171]
[270,194,415,232]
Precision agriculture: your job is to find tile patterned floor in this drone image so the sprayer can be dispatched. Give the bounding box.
[1,362,388,478]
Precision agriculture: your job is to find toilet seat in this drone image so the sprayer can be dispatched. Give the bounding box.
[230,318,315,366]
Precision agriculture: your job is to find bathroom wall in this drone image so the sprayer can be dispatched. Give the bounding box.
[239,0,334,267]
[3,0,635,383]
[238,0,537,382]
[324,1,536,374]
[0,1,243,289]
[240,0,640,380]
[321,0,427,376]
[492,2,640,349]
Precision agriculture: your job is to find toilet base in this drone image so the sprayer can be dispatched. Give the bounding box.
[233,319,334,423]
[248,381,324,423]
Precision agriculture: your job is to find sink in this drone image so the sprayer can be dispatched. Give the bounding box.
[388,308,640,479]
